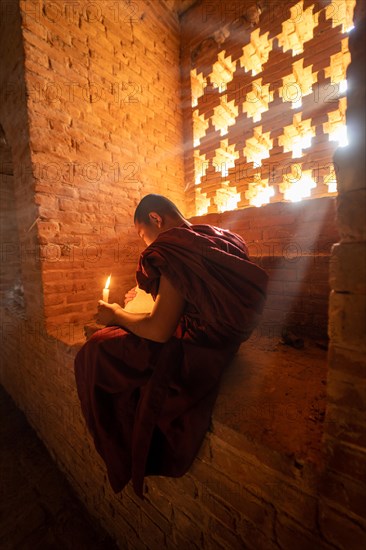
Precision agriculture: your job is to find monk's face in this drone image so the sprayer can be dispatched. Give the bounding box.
[135,218,162,246]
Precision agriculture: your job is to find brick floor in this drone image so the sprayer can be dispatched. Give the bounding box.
[0,385,118,550]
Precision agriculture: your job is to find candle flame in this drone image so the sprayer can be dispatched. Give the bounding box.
[105,274,111,289]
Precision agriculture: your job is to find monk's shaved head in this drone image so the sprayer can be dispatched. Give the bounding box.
[134,194,183,225]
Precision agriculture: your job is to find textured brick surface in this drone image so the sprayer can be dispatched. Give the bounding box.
[1,0,366,548]
[320,2,366,546]
[0,385,118,549]
[17,0,187,332]
[190,195,339,339]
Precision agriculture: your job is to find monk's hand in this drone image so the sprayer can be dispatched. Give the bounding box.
[124,285,138,307]
[96,301,122,326]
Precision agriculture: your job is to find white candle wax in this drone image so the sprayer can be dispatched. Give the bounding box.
[102,274,111,303]
[102,287,110,303]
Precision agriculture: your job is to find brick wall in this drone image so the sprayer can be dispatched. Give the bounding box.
[18,0,187,332]
[0,132,25,315]
[189,195,339,340]
[1,0,365,548]
[319,0,366,544]
[0,0,45,322]
[180,0,352,217]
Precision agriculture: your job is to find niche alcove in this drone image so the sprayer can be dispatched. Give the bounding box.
[174,0,350,485]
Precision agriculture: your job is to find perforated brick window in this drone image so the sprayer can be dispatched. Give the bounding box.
[186,0,355,215]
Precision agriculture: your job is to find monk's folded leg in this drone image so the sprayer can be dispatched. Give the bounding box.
[73,326,158,493]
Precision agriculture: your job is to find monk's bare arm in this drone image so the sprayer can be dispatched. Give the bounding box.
[113,275,186,343]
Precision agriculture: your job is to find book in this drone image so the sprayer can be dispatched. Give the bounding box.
[123,286,155,314]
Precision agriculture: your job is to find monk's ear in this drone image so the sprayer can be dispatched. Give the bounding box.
[149,212,162,227]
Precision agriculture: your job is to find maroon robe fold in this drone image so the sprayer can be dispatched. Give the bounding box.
[74,221,269,498]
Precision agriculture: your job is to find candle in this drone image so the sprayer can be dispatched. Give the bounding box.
[102,274,111,303]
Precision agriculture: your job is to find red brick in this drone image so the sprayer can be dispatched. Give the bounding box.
[337,189,366,242]
[275,513,324,550]
[112,508,142,548]
[333,147,366,194]
[239,229,263,242]
[201,489,238,530]
[208,517,243,550]
[23,42,49,69]
[328,345,366,380]
[250,214,296,228]
[148,472,204,530]
[208,445,316,531]
[319,470,366,521]
[328,293,366,352]
[171,530,201,550]
[66,292,99,305]
[59,198,78,212]
[237,517,276,550]
[191,459,275,531]
[144,481,173,522]
[43,293,65,307]
[324,439,366,484]
[266,280,284,294]
[327,368,366,412]
[34,194,58,210]
[173,509,204,545]
[329,242,366,293]
[57,211,83,225]
[318,499,366,549]
[202,534,227,549]
[1,2,365,550]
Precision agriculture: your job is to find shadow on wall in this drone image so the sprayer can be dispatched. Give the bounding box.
[188,195,339,341]
[0,123,26,319]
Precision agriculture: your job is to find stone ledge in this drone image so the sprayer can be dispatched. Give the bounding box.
[214,333,328,470]
[81,322,327,471]
[84,322,105,340]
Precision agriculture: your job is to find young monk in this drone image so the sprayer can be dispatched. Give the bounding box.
[74,194,269,499]
[95,200,190,343]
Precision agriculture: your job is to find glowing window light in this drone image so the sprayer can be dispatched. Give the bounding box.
[323,97,348,147]
[195,187,210,215]
[324,165,337,193]
[194,152,208,185]
[214,182,241,212]
[210,51,236,90]
[329,124,348,147]
[192,109,209,147]
[245,180,275,207]
[292,134,313,158]
[190,0,353,215]
[280,59,317,108]
[325,0,356,33]
[242,79,274,123]
[239,29,273,77]
[190,69,207,108]
[278,1,319,56]
[339,80,347,94]
[213,139,239,177]
[279,166,316,202]
[244,126,272,166]
[324,38,350,91]
[212,95,238,136]
[279,114,316,158]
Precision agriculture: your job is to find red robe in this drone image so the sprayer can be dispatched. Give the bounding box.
[74,222,268,498]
